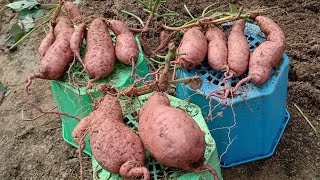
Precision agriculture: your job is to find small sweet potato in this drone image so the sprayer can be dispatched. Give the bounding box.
[176,27,208,70]
[63,0,81,23]
[139,92,219,180]
[38,24,55,58]
[206,26,228,71]
[84,18,115,83]
[227,19,250,77]
[106,20,139,65]
[70,22,86,62]
[72,95,150,180]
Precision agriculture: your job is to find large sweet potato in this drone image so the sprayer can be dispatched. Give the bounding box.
[206,26,228,71]
[176,27,208,70]
[227,19,250,77]
[84,18,115,83]
[72,95,150,180]
[139,92,219,180]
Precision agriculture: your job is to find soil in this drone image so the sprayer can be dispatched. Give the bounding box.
[0,0,319,180]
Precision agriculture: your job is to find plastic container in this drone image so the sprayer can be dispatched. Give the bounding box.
[91,92,223,180]
[50,35,149,155]
[176,22,290,167]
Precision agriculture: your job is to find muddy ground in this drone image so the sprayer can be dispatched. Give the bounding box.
[0,0,319,179]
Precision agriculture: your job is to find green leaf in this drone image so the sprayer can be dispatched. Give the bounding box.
[4,24,25,46]
[6,0,39,11]
[18,15,35,32]
[229,3,238,14]
[31,8,44,19]
[18,7,44,20]
[0,82,7,93]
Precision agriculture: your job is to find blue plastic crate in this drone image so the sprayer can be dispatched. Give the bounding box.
[176,22,290,167]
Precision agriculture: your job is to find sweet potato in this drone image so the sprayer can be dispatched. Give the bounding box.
[70,22,86,62]
[176,27,208,70]
[26,16,74,83]
[233,16,286,91]
[84,18,115,84]
[139,92,219,180]
[106,20,139,66]
[72,95,150,180]
[227,19,250,77]
[38,24,55,58]
[206,26,228,71]
[24,16,80,120]
[63,0,81,23]
[255,16,286,66]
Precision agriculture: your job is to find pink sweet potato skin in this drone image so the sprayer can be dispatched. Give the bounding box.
[84,18,115,80]
[70,22,86,60]
[139,92,206,169]
[249,41,283,85]
[176,27,208,70]
[228,19,250,77]
[107,20,139,65]
[38,24,55,58]
[206,26,228,71]
[248,16,286,85]
[63,1,81,23]
[72,95,150,180]
[39,16,74,79]
[255,16,286,67]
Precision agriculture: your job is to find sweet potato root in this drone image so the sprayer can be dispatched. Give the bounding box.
[84,18,115,85]
[38,24,55,58]
[233,16,286,91]
[206,26,228,71]
[176,27,208,70]
[139,92,219,180]
[72,95,150,180]
[227,19,250,77]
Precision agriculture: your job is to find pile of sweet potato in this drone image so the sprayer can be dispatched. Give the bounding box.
[174,14,286,95]
[24,1,287,179]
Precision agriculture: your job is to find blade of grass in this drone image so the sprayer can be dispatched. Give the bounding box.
[294,103,318,133]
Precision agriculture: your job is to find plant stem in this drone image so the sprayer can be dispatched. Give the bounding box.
[162,15,239,31]
[121,10,145,27]
[184,4,195,20]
